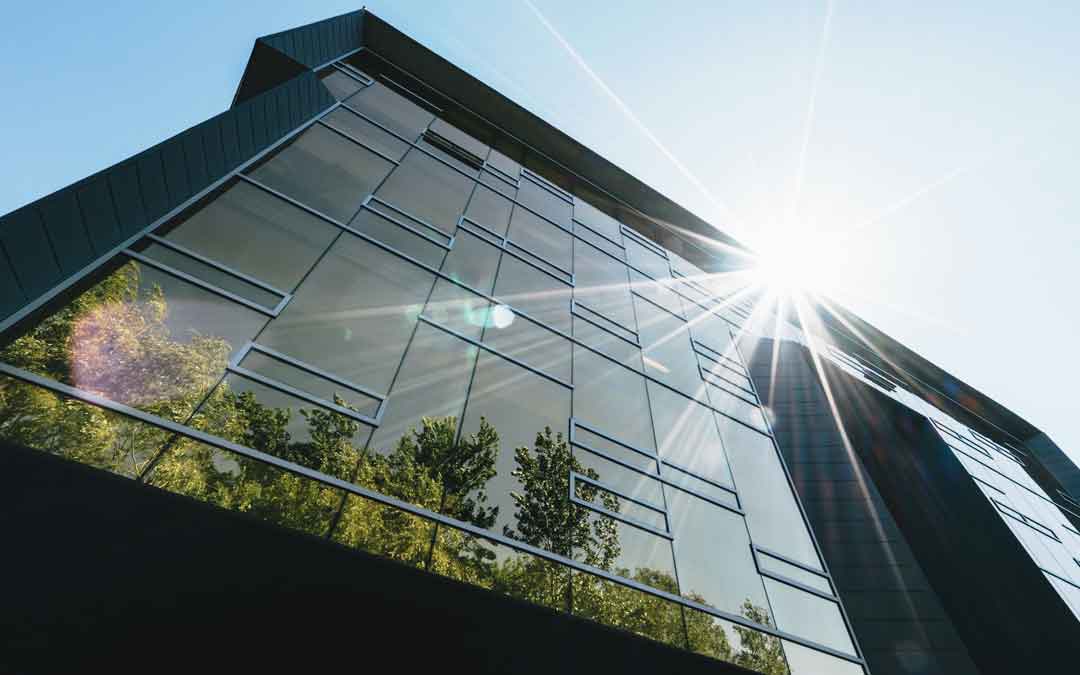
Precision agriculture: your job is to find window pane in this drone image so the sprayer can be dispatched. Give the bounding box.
[625,236,670,280]
[722,419,822,570]
[486,147,521,180]
[322,107,410,160]
[577,513,679,594]
[667,485,772,618]
[257,234,435,396]
[440,228,502,294]
[348,203,448,269]
[635,295,703,397]
[685,606,790,674]
[573,424,658,475]
[430,118,489,162]
[572,316,642,371]
[375,148,475,235]
[758,552,833,595]
[237,348,381,419]
[424,279,491,340]
[573,445,665,507]
[573,198,623,243]
[139,242,282,310]
[573,239,636,330]
[1,261,265,423]
[333,493,435,569]
[687,304,739,360]
[248,124,394,223]
[516,177,571,228]
[507,205,571,273]
[782,641,863,675]
[492,254,572,335]
[708,381,768,432]
[572,571,687,650]
[631,270,685,318]
[574,221,626,260]
[458,350,571,555]
[0,375,170,479]
[765,579,855,655]
[572,346,656,453]
[160,180,339,292]
[648,381,734,488]
[464,184,513,237]
[482,308,571,383]
[345,82,434,141]
[319,68,365,101]
[366,321,477,458]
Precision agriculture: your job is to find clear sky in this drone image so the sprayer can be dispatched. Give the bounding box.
[3,1,1078,463]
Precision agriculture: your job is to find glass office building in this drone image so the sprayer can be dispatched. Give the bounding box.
[2,10,1077,675]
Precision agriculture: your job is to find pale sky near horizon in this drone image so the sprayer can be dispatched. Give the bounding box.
[2,1,1078,463]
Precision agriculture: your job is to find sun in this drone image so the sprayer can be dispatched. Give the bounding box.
[746,227,846,298]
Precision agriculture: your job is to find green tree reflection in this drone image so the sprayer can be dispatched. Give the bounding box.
[0,261,788,674]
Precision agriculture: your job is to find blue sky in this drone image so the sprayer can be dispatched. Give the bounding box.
[3,1,1078,463]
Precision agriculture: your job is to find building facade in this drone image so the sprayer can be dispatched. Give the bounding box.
[1,10,1077,674]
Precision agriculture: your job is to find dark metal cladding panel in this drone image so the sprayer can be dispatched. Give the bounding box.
[75,177,122,251]
[199,119,226,181]
[219,113,242,171]
[107,161,148,236]
[37,191,94,274]
[135,150,170,220]
[160,137,192,205]
[249,94,268,150]
[233,102,256,162]
[0,243,27,317]
[182,128,210,191]
[0,206,62,298]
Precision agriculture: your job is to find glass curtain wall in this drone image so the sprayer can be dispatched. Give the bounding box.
[0,59,863,675]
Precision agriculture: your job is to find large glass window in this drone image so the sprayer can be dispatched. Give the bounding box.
[256,234,435,397]
[648,382,735,489]
[516,176,571,228]
[573,239,636,330]
[573,346,656,454]
[573,197,623,243]
[247,124,394,222]
[322,107,411,161]
[635,294,703,398]
[464,184,513,237]
[764,579,855,656]
[507,205,571,275]
[158,180,339,293]
[492,254,572,335]
[375,148,475,235]
[344,81,435,141]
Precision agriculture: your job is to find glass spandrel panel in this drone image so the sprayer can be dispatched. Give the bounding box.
[507,205,571,274]
[457,350,571,553]
[348,205,447,269]
[572,346,656,454]
[430,118,489,162]
[0,375,170,479]
[722,420,822,570]
[573,239,636,330]
[482,309,571,383]
[365,321,477,459]
[1,261,266,424]
[464,183,513,237]
[685,606,790,674]
[247,124,394,223]
[322,107,410,160]
[139,242,282,310]
[573,198,623,243]
[147,439,345,540]
[345,81,435,141]
[440,228,501,294]
[491,254,572,335]
[516,177,571,228]
[319,68,365,101]
[159,180,338,292]
[648,381,734,488]
[666,485,772,619]
[424,279,491,340]
[375,148,475,235]
[257,234,435,397]
[764,579,855,656]
[635,295,704,398]
[572,316,642,371]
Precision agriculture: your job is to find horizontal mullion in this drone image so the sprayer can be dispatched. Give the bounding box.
[143,234,290,297]
[228,365,379,427]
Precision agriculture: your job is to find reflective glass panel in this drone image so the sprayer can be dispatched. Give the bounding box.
[685,606,790,674]
[464,184,513,237]
[571,570,687,650]
[492,254,572,335]
[764,579,855,655]
[507,205,571,274]
[248,124,394,223]
[648,381,734,488]
[344,82,435,140]
[573,198,623,243]
[322,107,410,160]
[348,203,448,269]
[319,68,365,101]
[375,148,475,235]
[572,345,656,453]
[516,177,571,228]
[782,641,864,675]
[635,295,703,397]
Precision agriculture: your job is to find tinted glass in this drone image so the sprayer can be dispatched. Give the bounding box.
[375,148,475,235]
[573,239,636,330]
[516,177,571,228]
[430,118,489,161]
[765,579,855,655]
[482,308,571,383]
[257,234,435,396]
[348,204,448,269]
[160,180,338,292]
[440,228,502,293]
[248,124,394,222]
[758,552,833,595]
[685,606,790,673]
[464,183,513,237]
[319,68,365,100]
[507,205,571,274]
[237,348,381,418]
[635,295,703,397]
[492,254,572,335]
[424,279,491,340]
[573,346,656,453]
[571,570,687,649]
[625,235,671,280]
[345,81,434,140]
[648,381,734,488]
[782,641,863,675]
[574,198,623,243]
[667,485,772,618]
[323,107,410,160]
[139,243,283,310]
[722,420,822,569]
